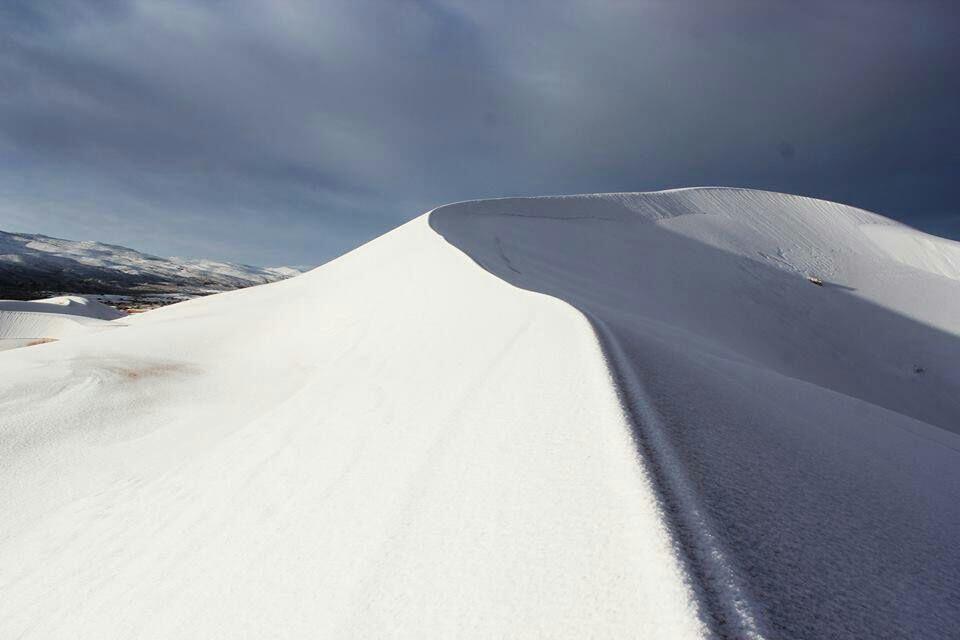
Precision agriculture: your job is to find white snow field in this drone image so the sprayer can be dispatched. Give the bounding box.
[1,188,959,638]
[0,295,125,352]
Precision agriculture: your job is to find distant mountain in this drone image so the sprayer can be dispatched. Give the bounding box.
[0,229,304,299]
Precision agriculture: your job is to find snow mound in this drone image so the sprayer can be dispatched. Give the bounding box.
[0,295,125,351]
[0,188,958,638]
[1,295,126,320]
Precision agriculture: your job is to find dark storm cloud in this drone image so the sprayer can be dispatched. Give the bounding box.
[0,0,957,264]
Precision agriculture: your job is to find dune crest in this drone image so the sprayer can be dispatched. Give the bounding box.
[1,188,958,638]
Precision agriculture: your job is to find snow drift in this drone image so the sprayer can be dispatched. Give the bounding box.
[0,295,125,352]
[0,188,958,638]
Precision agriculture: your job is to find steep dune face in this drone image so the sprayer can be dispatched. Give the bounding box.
[432,188,960,432]
[1,189,958,638]
[431,188,960,638]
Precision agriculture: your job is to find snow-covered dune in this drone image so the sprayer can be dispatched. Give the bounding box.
[0,295,125,351]
[432,188,960,638]
[1,188,958,638]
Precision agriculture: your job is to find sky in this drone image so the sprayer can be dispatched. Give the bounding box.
[1,0,958,266]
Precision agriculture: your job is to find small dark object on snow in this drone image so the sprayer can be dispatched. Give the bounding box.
[807,276,823,286]
[914,365,925,375]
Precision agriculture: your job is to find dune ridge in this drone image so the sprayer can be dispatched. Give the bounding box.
[1,188,958,638]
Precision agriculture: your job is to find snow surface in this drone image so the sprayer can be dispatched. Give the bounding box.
[0,295,125,352]
[1,188,959,638]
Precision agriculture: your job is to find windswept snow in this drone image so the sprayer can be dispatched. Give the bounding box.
[1,188,959,638]
[0,295,125,352]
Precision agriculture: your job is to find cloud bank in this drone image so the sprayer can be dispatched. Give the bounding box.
[1,0,957,264]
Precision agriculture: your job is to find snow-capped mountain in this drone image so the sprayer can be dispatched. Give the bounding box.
[0,229,304,298]
[1,189,958,639]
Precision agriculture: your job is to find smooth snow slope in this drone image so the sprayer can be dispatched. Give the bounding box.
[0,217,701,638]
[0,295,125,351]
[1,188,958,638]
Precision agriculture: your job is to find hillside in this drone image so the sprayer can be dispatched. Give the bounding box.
[0,229,303,299]
[0,188,957,638]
